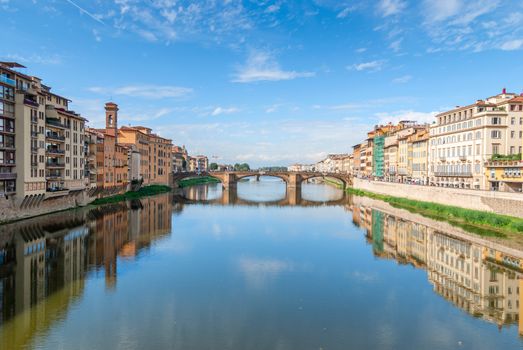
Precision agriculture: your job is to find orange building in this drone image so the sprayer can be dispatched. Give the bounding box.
[88,103,129,192]
[118,125,172,186]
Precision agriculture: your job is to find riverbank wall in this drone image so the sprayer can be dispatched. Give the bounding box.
[353,178,523,218]
[0,191,96,224]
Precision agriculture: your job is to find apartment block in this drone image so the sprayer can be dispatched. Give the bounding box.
[429,89,523,189]
[172,145,188,173]
[0,62,88,204]
[408,129,429,184]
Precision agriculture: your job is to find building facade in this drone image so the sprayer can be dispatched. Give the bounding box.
[429,90,523,190]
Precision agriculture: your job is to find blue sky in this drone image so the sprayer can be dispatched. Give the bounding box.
[2,0,523,166]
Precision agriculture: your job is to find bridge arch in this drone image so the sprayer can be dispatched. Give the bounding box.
[235,173,289,183]
[300,174,351,189]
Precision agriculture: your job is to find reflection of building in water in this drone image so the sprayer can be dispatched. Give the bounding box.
[0,194,173,348]
[352,203,523,333]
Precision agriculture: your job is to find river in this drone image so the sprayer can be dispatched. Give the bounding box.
[0,179,522,349]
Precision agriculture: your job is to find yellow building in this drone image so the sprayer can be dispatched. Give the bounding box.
[485,159,522,192]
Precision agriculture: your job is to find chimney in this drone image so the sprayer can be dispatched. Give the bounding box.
[502,88,507,94]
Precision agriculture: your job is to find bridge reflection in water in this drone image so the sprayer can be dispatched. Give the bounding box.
[1,190,523,348]
[179,182,349,207]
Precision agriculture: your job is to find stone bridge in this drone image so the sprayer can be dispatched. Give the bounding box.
[171,171,353,190]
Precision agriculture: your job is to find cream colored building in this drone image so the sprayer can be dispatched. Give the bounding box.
[429,90,523,189]
[0,62,88,204]
[409,129,429,184]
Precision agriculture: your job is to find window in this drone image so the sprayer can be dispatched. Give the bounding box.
[491,130,501,139]
[511,131,515,138]
[491,117,501,125]
[511,117,516,125]
[492,144,500,155]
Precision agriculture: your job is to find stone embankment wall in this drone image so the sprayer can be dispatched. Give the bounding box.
[353,178,523,218]
[0,191,96,223]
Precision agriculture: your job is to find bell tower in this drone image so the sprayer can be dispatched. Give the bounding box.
[105,102,119,139]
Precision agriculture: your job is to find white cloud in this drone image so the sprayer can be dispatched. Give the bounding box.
[378,0,406,17]
[92,29,102,42]
[122,107,174,122]
[88,85,193,99]
[237,256,295,290]
[500,39,523,51]
[423,0,462,23]
[210,107,240,116]
[348,60,386,72]
[232,51,315,83]
[266,4,280,13]
[337,6,355,19]
[389,38,402,52]
[137,29,158,42]
[3,53,62,65]
[355,47,367,53]
[392,75,412,84]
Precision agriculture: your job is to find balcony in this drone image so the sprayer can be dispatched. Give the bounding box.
[31,116,38,123]
[23,98,39,108]
[0,160,15,166]
[459,155,467,161]
[0,127,14,134]
[0,75,15,86]
[0,143,15,150]
[46,132,65,141]
[31,131,38,138]
[31,146,38,154]
[1,110,15,119]
[434,172,473,177]
[45,148,65,155]
[0,172,16,180]
[45,118,67,129]
[439,156,447,162]
[46,171,64,179]
[46,160,65,168]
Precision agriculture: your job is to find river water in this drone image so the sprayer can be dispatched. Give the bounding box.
[1,179,523,349]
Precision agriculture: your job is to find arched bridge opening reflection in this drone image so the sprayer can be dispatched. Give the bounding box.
[177,180,350,207]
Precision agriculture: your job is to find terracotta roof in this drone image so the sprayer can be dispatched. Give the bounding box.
[507,96,523,103]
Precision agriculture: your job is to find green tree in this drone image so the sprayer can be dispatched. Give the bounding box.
[209,162,218,170]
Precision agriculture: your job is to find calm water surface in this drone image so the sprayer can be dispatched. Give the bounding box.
[1,179,523,349]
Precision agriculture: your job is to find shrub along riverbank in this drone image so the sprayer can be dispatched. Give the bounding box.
[347,187,523,237]
[92,185,172,206]
[177,176,220,188]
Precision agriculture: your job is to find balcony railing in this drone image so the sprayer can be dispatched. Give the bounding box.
[0,75,15,86]
[0,172,16,180]
[46,133,65,141]
[46,160,65,167]
[46,148,65,155]
[0,160,15,166]
[2,111,15,119]
[0,143,15,149]
[46,171,64,179]
[434,172,473,177]
[0,127,14,133]
[23,98,39,107]
[45,118,67,129]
